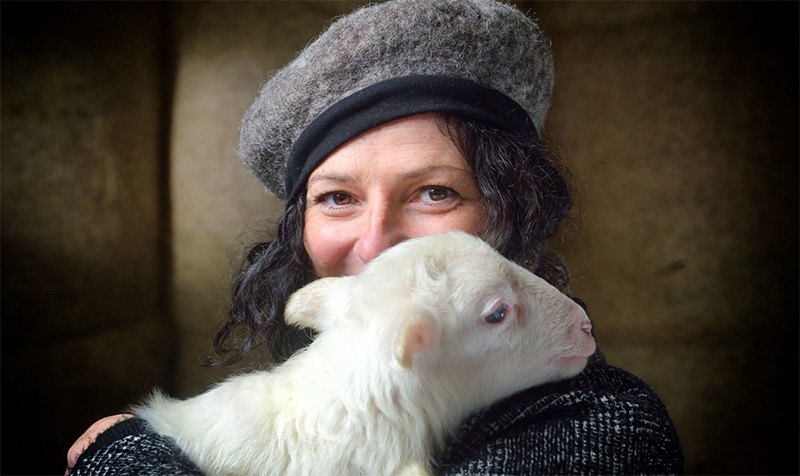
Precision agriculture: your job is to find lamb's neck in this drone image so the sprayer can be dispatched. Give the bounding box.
[407,381,480,452]
[280,333,432,454]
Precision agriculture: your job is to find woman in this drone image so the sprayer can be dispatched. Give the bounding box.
[67,0,683,474]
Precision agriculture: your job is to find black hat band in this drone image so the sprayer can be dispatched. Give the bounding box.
[285,75,537,203]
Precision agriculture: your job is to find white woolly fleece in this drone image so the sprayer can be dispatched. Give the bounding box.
[136,232,595,476]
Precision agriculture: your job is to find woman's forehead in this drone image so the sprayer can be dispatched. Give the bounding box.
[308,114,468,178]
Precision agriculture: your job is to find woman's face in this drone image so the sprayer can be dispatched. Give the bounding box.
[304,113,488,278]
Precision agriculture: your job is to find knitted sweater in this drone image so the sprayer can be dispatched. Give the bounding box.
[71,349,682,476]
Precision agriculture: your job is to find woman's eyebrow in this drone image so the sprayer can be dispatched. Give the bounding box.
[307,165,471,185]
[397,165,472,180]
[306,173,358,185]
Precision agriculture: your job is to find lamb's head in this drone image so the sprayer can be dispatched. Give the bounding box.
[285,231,596,412]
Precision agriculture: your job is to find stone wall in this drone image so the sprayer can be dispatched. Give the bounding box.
[1,3,172,473]
[531,2,798,472]
[1,2,796,474]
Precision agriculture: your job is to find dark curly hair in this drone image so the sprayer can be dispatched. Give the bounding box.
[212,114,573,366]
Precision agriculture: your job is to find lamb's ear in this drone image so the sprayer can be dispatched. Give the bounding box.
[284,277,340,332]
[393,312,438,371]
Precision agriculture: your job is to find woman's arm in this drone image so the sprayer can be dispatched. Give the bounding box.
[436,353,684,475]
[67,414,133,473]
[67,416,203,476]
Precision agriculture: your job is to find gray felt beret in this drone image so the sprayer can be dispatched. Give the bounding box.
[239,0,554,201]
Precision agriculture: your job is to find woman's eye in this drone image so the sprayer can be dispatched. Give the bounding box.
[421,186,454,202]
[319,192,352,206]
[484,303,507,324]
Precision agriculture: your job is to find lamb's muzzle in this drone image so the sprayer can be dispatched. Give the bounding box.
[558,299,596,366]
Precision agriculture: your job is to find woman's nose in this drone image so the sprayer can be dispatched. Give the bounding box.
[353,203,406,265]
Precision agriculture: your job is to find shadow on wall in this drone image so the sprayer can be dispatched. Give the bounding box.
[531,1,799,474]
[1,3,176,474]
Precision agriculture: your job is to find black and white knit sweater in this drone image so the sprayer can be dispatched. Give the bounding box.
[71,349,682,476]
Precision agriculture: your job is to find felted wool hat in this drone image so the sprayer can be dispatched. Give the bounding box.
[239,0,554,202]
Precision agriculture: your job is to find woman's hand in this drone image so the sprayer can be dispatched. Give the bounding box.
[66,414,133,475]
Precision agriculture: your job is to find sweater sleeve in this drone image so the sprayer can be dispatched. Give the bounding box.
[435,352,684,475]
[70,417,204,476]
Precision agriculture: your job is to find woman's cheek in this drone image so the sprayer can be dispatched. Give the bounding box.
[424,205,488,237]
[304,215,350,278]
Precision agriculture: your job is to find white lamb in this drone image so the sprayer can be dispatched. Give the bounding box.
[136,231,596,475]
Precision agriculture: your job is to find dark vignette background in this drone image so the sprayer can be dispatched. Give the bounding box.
[1,1,797,474]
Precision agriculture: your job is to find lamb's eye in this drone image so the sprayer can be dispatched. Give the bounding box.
[484,303,507,324]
